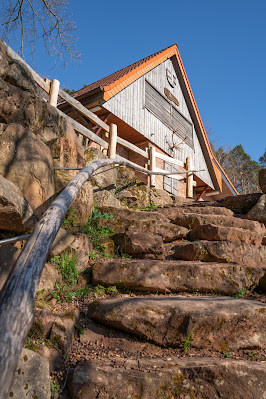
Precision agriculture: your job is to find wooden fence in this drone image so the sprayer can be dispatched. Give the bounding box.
[0,40,204,398]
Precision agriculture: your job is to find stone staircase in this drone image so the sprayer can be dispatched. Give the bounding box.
[68,203,266,399]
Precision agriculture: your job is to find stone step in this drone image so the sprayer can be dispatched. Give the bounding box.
[69,357,266,399]
[160,205,234,221]
[171,213,264,234]
[173,240,266,268]
[92,259,265,295]
[89,296,266,351]
[188,223,262,246]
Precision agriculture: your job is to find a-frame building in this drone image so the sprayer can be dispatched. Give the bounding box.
[59,44,237,200]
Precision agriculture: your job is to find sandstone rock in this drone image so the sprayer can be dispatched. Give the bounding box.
[0,45,9,78]
[149,188,174,206]
[93,189,125,209]
[89,296,266,350]
[174,240,266,267]
[113,231,165,259]
[56,172,93,227]
[49,228,75,256]
[98,207,188,242]
[34,307,79,351]
[259,272,266,291]
[69,357,266,399]
[98,237,115,256]
[116,182,150,209]
[69,233,93,270]
[188,223,262,246]
[247,194,266,225]
[160,205,233,221]
[52,119,85,170]
[84,147,117,189]
[0,244,21,291]
[0,174,36,231]
[37,262,63,293]
[8,348,51,399]
[217,193,262,214]
[92,259,265,295]
[173,212,264,234]
[259,168,266,193]
[4,60,37,93]
[0,123,56,217]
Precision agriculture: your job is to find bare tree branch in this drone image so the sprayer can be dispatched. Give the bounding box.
[0,0,80,64]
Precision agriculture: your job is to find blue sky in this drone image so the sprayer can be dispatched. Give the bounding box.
[7,0,266,162]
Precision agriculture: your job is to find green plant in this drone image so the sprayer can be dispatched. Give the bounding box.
[183,329,193,352]
[223,352,232,358]
[51,283,76,303]
[62,208,78,232]
[83,207,114,257]
[93,284,119,297]
[51,252,78,286]
[50,380,61,399]
[143,202,158,211]
[232,287,247,298]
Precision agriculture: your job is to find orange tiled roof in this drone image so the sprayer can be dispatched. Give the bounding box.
[74,45,176,99]
[72,45,237,195]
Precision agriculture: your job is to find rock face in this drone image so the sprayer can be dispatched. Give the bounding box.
[92,259,265,295]
[173,240,266,267]
[259,168,266,193]
[89,296,266,350]
[247,194,266,225]
[69,357,266,399]
[49,227,75,256]
[0,123,56,217]
[0,174,36,231]
[188,223,262,246]
[98,207,188,242]
[112,231,165,259]
[216,193,263,214]
[172,212,264,233]
[37,262,63,292]
[8,348,51,399]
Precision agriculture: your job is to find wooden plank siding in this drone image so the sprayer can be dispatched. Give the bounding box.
[103,57,214,189]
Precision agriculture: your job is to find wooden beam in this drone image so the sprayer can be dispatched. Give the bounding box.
[154,151,185,167]
[108,124,117,159]
[195,185,208,201]
[149,147,156,187]
[117,137,149,159]
[49,79,60,107]
[186,157,193,198]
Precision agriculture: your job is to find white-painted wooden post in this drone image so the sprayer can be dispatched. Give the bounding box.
[149,146,156,187]
[108,123,117,159]
[49,79,60,107]
[186,156,193,198]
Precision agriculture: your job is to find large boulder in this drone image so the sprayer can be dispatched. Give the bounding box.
[149,188,174,206]
[49,228,75,256]
[0,174,36,231]
[247,194,266,225]
[69,357,266,399]
[0,45,9,78]
[173,240,266,268]
[92,259,265,295]
[188,223,262,246]
[0,123,56,217]
[112,231,165,259]
[217,193,262,214]
[56,171,93,227]
[89,296,266,350]
[8,348,51,399]
[259,168,266,193]
[37,262,63,293]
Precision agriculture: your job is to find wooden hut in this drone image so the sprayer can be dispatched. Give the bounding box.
[59,44,237,200]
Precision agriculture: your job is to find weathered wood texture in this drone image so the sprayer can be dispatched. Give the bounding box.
[0,157,203,399]
[103,57,214,189]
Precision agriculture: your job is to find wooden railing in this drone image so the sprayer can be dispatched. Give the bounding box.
[0,40,205,398]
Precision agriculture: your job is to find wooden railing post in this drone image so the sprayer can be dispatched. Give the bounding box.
[49,79,60,107]
[149,146,156,187]
[108,124,117,159]
[186,156,193,198]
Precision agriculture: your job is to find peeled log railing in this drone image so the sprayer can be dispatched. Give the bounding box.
[0,157,204,399]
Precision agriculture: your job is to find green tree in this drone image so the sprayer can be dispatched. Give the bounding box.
[214,144,260,194]
[259,149,266,167]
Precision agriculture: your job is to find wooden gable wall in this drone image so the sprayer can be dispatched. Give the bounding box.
[103,57,214,189]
